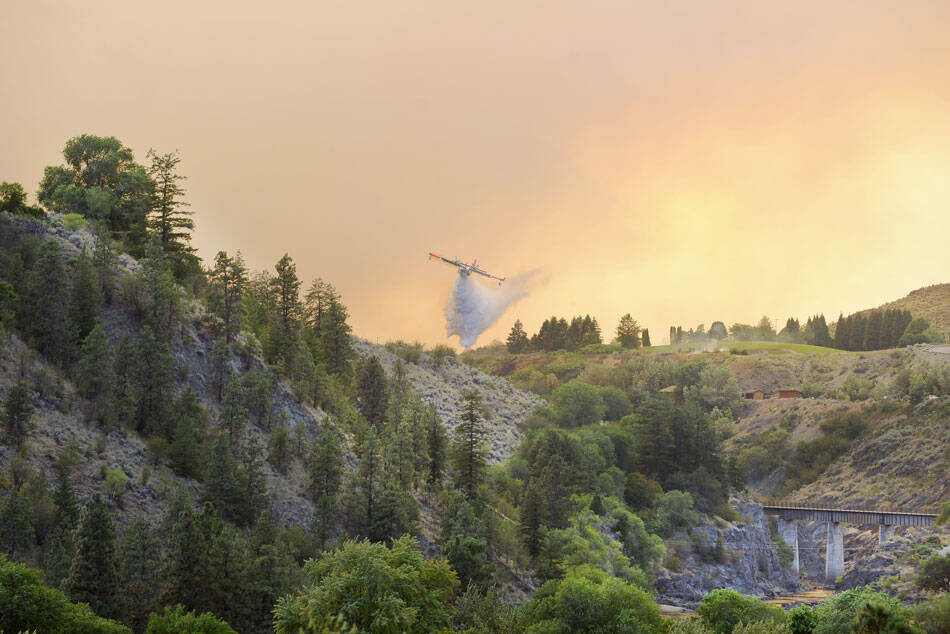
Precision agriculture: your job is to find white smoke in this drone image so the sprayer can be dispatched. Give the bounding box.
[444,271,540,348]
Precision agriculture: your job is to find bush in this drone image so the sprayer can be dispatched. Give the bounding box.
[788,605,816,634]
[385,340,424,363]
[696,589,786,634]
[0,555,130,633]
[62,212,89,231]
[274,536,456,634]
[430,344,456,366]
[518,564,665,633]
[812,587,909,634]
[649,490,699,537]
[146,605,236,634]
[912,593,950,634]
[916,553,950,593]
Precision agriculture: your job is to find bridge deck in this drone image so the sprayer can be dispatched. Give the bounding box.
[762,506,936,526]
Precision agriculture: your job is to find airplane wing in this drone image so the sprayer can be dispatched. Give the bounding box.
[428,252,460,267]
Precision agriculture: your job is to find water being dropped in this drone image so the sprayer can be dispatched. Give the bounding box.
[443,272,537,348]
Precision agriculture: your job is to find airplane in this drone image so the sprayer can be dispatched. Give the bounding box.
[428,252,506,285]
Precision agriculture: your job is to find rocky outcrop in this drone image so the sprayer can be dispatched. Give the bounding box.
[354,340,544,463]
[655,499,798,607]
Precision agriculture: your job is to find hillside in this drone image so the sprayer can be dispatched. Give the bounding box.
[863,283,950,338]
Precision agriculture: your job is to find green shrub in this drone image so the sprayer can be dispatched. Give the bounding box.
[915,553,950,593]
[912,593,950,634]
[62,213,89,232]
[146,605,236,633]
[0,555,130,633]
[550,380,605,427]
[812,587,909,634]
[696,589,786,634]
[429,344,456,366]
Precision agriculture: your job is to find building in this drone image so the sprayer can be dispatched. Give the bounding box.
[778,389,803,399]
[744,390,767,400]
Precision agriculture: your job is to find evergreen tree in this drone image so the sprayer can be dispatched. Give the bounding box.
[268,254,302,364]
[581,315,603,346]
[0,487,34,557]
[169,390,206,479]
[139,247,181,342]
[52,475,79,532]
[320,298,354,376]
[118,518,161,631]
[22,240,70,364]
[812,314,832,347]
[129,326,176,437]
[452,391,489,499]
[146,149,197,277]
[864,310,883,351]
[208,251,248,344]
[236,439,267,527]
[268,418,291,474]
[67,249,101,345]
[439,494,491,587]
[42,526,75,590]
[615,314,641,349]
[67,494,119,619]
[160,502,204,611]
[219,373,249,443]
[641,328,651,347]
[357,355,389,430]
[91,222,118,303]
[245,520,299,632]
[209,338,231,402]
[75,324,114,403]
[3,382,33,448]
[303,278,339,333]
[345,427,382,539]
[369,479,419,542]
[202,436,240,523]
[427,406,448,489]
[834,313,849,349]
[849,313,867,351]
[506,319,529,353]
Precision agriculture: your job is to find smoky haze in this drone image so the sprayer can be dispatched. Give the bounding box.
[2,1,950,346]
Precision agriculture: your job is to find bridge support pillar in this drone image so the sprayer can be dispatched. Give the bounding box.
[825,522,844,584]
[879,524,891,544]
[778,518,799,576]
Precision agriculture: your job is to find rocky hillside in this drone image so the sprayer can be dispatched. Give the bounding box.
[354,340,543,464]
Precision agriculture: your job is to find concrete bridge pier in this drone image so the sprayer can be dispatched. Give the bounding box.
[825,522,844,584]
[777,518,799,576]
[879,524,891,544]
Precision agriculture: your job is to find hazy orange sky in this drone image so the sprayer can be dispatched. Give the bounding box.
[3,1,950,346]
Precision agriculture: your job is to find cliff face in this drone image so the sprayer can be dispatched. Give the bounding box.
[654,499,798,607]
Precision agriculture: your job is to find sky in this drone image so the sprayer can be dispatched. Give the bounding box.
[3,0,950,347]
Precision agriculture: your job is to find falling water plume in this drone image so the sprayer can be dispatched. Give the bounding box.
[444,271,541,348]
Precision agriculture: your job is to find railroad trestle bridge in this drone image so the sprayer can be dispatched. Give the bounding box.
[761,506,937,583]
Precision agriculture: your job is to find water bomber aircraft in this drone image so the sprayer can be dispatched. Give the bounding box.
[428,252,506,285]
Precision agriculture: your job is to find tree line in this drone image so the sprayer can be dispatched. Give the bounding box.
[506,313,651,353]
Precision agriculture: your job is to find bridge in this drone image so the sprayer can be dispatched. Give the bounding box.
[761,505,937,584]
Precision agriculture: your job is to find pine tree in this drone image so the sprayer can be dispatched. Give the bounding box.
[344,427,382,539]
[849,313,867,351]
[42,526,75,589]
[75,324,113,403]
[131,326,176,437]
[169,390,206,479]
[357,355,389,430]
[3,382,33,448]
[202,436,240,523]
[208,251,248,343]
[236,439,267,527]
[304,278,339,332]
[812,314,832,347]
[160,502,203,611]
[22,239,70,364]
[506,320,529,353]
[834,313,849,349]
[219,373,249,443]
[91,222,118,303]
[268,418,291,474]
[427,406,448,489]
[0,487,33,557]
[268,254,302,364]
[320,298,354,376]
[864,310,883,351]
[210,338,231,402]
[309,427,342,548]
[641,328,651,347]
[615,314,641,349]
[52,475,79,532]
[146,149,197,277]
[118,518,161,630]
[67,249,101,345]
[452,391,489,499]
[140,246,181,341]
[67,494,119,619]
[439,495,491,587]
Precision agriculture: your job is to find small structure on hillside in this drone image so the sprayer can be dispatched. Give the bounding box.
[778,389,803,399]
[744,390,768,400]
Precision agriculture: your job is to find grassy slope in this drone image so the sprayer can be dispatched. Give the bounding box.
[860,283,950,337]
